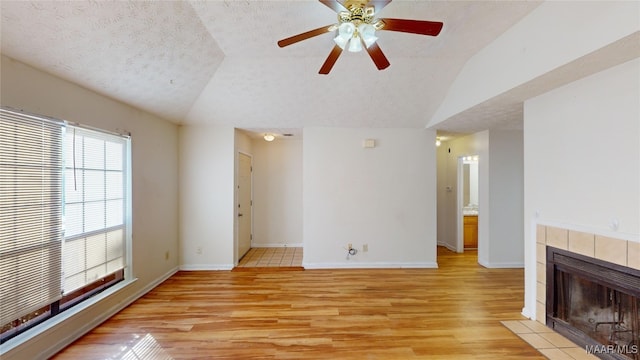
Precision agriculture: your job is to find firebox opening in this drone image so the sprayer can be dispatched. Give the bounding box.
[547,246,640,360]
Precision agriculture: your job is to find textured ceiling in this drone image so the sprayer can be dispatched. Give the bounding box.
[0,0,542,132]
[0,1,224,121]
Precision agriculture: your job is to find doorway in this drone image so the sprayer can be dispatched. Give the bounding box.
[457,155,479,252]
[237,152,252,260]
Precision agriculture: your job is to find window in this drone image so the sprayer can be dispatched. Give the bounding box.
[0,108,131,343]
[63,127,127,294]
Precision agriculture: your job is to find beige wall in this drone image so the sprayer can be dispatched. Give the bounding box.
[0,55,180,359]
[179,124,235,269]
[251,138,303,247]
[302,127,438,268]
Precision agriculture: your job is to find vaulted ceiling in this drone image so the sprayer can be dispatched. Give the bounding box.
[1,0,544,134]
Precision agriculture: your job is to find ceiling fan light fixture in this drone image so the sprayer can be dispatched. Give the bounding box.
[333,34,349,49]
[364,6,375,18]
[348,37,363,52]
[337,22,356,39]
[277,0,444,75]
[372,19,385,30]
[358,23,378,47]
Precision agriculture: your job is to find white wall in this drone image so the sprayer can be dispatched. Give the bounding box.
[303,128,438,268]
[179,124,235,269]
[485,130,524,268]
[523,58,640,319]
[0,55,179,359]
[252,138,303,247]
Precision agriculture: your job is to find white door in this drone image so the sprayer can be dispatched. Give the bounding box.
[238,153,252,259]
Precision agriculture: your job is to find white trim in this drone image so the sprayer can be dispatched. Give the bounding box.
[179,264,234,271]
[251,243,303,248]
[234,151,253,265]
[478,259,524,268]
[437,241,457,252]
[536,219,639,243]
[456,156,465,253]
[521,306,535,320]
[302,262,438,269]
[1,266,178,358]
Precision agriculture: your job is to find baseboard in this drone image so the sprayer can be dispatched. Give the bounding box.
[302,262,438,269]
[251,243,303,248]
[179,264,234,271]
[437,241,457,252]
[521,306,535,320]
[478,259,524,268]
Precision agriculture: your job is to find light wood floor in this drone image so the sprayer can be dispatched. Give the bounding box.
[52,247,545,359]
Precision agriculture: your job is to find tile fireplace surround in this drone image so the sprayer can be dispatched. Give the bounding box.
[535,225,640,359]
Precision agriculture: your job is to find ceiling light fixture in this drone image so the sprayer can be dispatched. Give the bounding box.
[332,5,380,53]
[263,134,275,142]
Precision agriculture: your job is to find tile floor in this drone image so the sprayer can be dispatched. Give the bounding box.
[501,320,599,360]
[237,247,303,267]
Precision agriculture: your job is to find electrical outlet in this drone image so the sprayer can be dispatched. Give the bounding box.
[197,246,202,255]
[363,244,368,253]
[165,251,170,260]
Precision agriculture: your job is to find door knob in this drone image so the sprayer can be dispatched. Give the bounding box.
[238,213,243,217]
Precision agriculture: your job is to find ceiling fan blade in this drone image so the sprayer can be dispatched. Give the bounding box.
[362,40,390,70]
[378,18,443,36]
[278,25,335,48]
[318,0,346,13]
[369,0,392,12]
[319,45,343,75]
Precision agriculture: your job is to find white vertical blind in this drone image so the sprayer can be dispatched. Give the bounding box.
[0,109,64,325]
[63,126,127,293]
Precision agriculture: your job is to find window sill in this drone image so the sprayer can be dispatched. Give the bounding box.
[0,277,138,356]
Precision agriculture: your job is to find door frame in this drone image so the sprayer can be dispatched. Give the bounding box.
[235,151,253,265]
[457,155,479,253]
[456,156,465,253]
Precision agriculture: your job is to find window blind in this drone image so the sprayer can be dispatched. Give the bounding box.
[0,109,64,326]
[63,126,127,294]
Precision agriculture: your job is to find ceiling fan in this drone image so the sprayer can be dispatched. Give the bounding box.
[277,0,443,75]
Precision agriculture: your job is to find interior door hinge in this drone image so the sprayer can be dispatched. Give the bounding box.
[250,234,253,240]
[250,200,253,206]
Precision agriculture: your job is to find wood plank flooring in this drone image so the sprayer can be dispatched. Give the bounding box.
[52,247,545,359]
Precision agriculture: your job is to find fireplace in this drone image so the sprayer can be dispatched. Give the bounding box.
[546,246,640,360]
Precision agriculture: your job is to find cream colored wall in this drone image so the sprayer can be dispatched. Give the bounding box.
[251,138,303,247]
[179,124,235,269]
[303,127,438,268]
[0,55,179,359]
